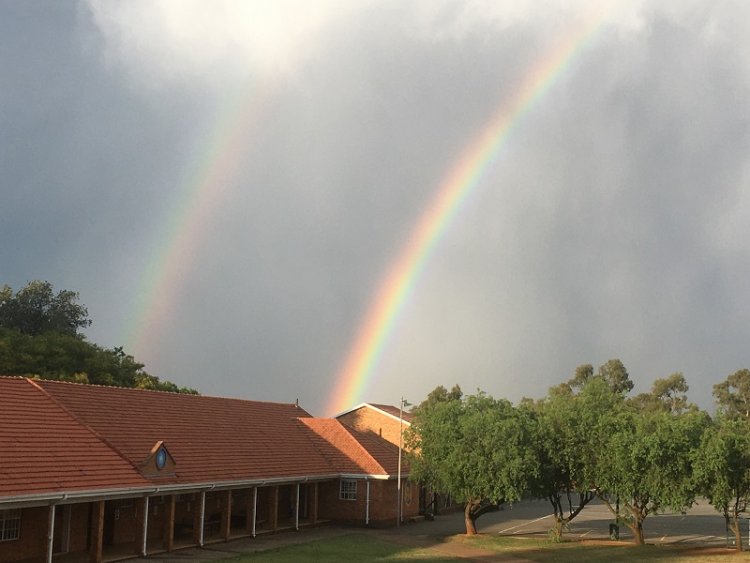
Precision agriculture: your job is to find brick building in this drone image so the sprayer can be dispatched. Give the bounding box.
[0,378,419,563]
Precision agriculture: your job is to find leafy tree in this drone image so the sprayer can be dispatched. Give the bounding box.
[406,389,538,535]
[693,417,750,551]
[528,386,605,541]
[595,407,707,544]
[597,359,633,394]
[0,281,91,337]
[630,373,693,414]
[714,369,750,419]
[554,360,633,396]
[0,281,196,394]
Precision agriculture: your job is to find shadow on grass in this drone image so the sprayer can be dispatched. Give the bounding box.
[215,533,461,562]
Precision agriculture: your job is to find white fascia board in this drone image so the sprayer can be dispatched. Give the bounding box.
[334,403,412,426]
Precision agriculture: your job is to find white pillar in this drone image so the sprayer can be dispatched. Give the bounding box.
[252,487,258,538]
[141,496,150,556]
[295,483,300,531]
[365,480,370,526]
[198,491,206,546]
[46,504,56,563]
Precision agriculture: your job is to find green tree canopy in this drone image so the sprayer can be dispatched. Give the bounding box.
[0,280,91,337]
[406,389,538,535]
[693,416,750,551]
[0,281,196,394]
[713,369,750,419]
[596,406,707,544]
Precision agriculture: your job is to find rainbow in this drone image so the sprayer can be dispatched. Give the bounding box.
[325,4,618,415]
[124,80,275,360]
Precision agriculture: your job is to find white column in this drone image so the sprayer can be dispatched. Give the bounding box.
[365,480,370,526]
[252,487,258,538]
[46,504,56,563]
[198,491,206,546]
[295,483,300,531]
[141,496,150,556]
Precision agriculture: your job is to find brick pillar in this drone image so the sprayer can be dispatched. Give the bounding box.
[220,490,232,540]
[270,486,279,531]
[89,501,105,563]
[164,496,175,552]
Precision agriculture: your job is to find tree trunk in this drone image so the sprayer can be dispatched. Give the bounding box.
[552,517,564,542]
[464,503,477,535]
[631,519,644,545]
[731,514,743,551]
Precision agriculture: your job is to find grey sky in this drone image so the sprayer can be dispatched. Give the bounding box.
[1,0,748,415]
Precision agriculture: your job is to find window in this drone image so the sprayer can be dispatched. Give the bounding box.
[0,509,20,542]
[339,479,357,501]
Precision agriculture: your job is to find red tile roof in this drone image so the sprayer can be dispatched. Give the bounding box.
[0,377,149,498]
[298,419,406,476]
[36,380,337,485]
[1,378,406,504]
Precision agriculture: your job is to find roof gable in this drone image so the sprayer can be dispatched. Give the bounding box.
[335,402,413,425]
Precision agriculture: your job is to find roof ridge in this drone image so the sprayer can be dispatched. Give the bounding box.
[26,378,146,477]
[36,378,307,409]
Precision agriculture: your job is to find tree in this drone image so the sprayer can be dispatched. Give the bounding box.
[529,386,604,541]
[630,373,693,414]
[0,281,196,394]
[554,360,633,396]
[595,407,707,544]
[597,359,634,394]
[0,281,91,337]
[714,369,750,419]
[693,417,750,551]
[406,389,538,535]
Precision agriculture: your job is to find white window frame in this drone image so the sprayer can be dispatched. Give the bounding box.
[0,509,21,542]
[339,479,357,501]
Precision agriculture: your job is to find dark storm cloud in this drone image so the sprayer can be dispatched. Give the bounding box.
[2,1,748,414]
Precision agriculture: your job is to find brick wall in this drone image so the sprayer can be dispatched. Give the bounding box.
[316,478,420,527]
[337,407,408,447]
[0,506,48,562]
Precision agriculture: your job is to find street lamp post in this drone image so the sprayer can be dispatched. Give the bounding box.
[397,396,410,527]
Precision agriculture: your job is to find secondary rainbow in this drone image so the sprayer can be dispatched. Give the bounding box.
[124,80,274,360]
[326,5,617,415]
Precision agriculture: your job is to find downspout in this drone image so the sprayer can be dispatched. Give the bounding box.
[365,478,370,526]
[295,483,300,531]
[45,504,56,563]
[140,496,150,557]
[198,491,206,547]
[252,487,258,538]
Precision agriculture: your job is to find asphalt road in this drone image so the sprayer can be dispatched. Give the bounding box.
[428,498,738,547]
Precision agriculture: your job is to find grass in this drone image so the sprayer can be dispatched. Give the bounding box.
[217,532,750,562]
[458,534,750,562]
[215,533,459,562]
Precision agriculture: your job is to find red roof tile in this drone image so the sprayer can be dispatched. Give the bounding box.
[298,419,405,476]
[0,378,150,499]
[35,380,338,485]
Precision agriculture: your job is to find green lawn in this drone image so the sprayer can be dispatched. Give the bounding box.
[459,535,750,562]
[218,532,750,563]
[215,533,459,562]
